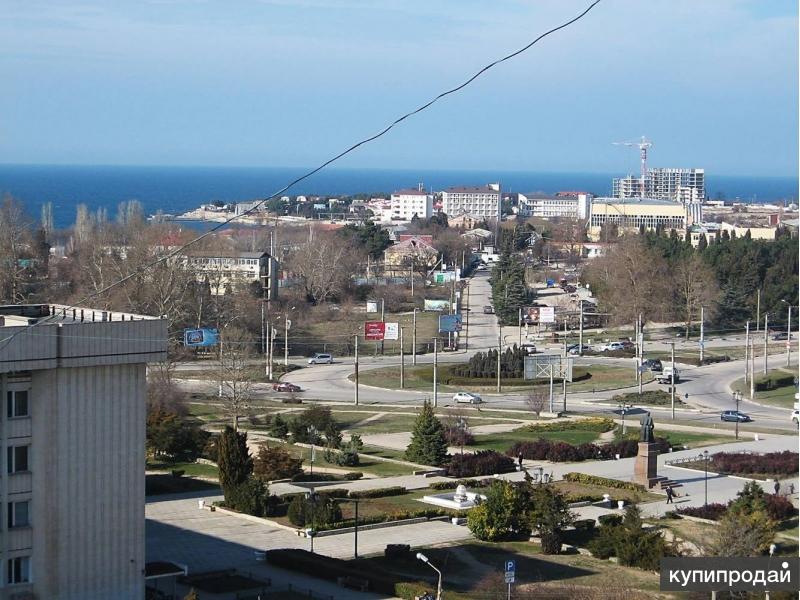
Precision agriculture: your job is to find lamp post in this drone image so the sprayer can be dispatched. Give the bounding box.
[416,553,442,600]
[308,426,318,476]
[699,450,710,506]
[618,401,629,435]
[457,417,467,457]
[733,391,742,440]
[334,498,361,558]
[305,488,318,553]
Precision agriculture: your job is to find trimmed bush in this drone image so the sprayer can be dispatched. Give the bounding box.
[445,450,516,478]
[598,514,623,527]
[710,451,798,477]
[317,488,350,499]
[225,477,274,518]
[573,519,596,532]
[562,473,647,493]
[385,544,411,560]
[524,417,615,433]
[429,479,485,490]
[755,374,794,392]
[676,503,727,521]
[764,494,796,521]
[344,471,364,480]
[348,486,407,499]
[507,437,669,463]
[286,494,342,527]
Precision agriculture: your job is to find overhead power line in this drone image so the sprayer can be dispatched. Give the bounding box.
[0,0,603,348]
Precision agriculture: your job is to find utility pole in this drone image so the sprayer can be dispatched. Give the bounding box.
[563,320,568,412]
[578,300,584,356]
[464,284,470,351]
[412,308,417,365]
[764,313,769,375]
[744,321,750,384]
[518,308,522,347]
[497,326,502,393]
[635,316,640,385]
[264,318,269,378]
[786,304,792,368]
[670,342,676,420]
[400,327,405,389]
[756,289,761,332]
[381,298,385,356]
[699,306,705,363]
[284,314,290,366]
[354,335,359,406]
[750,337,755,400]
[433,337,438,407]
[549,364,554,413]
[269,325,276,380]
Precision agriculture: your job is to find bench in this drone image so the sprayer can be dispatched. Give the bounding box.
[337,575,369,591]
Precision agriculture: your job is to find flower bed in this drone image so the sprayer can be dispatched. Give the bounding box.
[507,437,670,462]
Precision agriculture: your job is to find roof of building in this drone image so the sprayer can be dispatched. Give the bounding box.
[385,235,437,253]
[393,189,429,196]
[0,304,160,327]
[593,197,682,207]
[461,228,493,238]
[522,193,578,201]
[442,185,499,194]
[184,250,271,259]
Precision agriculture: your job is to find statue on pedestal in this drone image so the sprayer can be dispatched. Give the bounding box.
[639,412,655,443]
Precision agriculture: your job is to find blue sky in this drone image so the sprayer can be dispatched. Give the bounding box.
[1,0,797,176]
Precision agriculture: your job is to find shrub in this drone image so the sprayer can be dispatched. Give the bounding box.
[317,488,350,499]
[562,473,647,493]
[676,503,727,521]
[467,480,532,541]
[710,451,799,477]
[286,493,342,528]
[430,479,482,490]
[755,374,794,392]
[171,469,185,478]
[280,396,303,404]
[348,486,407,499]
[573,519,596,532]
[385,544,411,560]
[344,471,363,480]
[598,514,623,527]
[446,450,516,478]
[587,525,623,559]
[529,485,574,554]
[225,477,273,518]
[269,414,289,439]
[524,417,615,433]
[764,494,796,521]
[253,444,303,481]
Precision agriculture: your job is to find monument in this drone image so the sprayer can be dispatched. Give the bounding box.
[633,412,660,488]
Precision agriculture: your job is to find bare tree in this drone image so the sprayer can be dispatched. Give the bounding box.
[287,232,358,304]
[526,387,549,416]
[674,253,718,338]
[0,197,32,303]
[216,326,255,430]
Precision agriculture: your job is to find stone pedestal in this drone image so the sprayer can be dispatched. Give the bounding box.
[633,441,659,488]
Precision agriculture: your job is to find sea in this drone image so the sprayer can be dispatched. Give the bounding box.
[0,164,797,230]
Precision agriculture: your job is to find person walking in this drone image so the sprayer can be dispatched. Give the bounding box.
[774,480,780,496]
[517,453,524,470]
[665,486,674,504]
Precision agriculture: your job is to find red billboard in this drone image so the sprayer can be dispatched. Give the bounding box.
[364,321,386,341]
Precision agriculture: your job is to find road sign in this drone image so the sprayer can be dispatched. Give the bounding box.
[364,321,385,341]
[384,322,399,340]
[504,572,515,584]
[505,560,515,573]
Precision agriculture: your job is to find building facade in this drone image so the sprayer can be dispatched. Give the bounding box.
[517,193,592,220]
[613,168,705,202]
[0,304,167,600]
[587,198,691,240]
[441,184,501,220]
[180,250,279,299]
[390,189,433,221]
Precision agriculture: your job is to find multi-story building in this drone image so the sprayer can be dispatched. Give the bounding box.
[517,193,593,220]
[390,189,433,220]
[0,303,167,600]
[587,197,692,240]
[441,184,501,221]
[612,168,705,202]
[180,250,279,299]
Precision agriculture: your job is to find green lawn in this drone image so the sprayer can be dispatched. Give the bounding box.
[612,427,736,449]
[470,429,601,453]
[147,460,219,479]
[265,440,416,476]
[731,367,798,409]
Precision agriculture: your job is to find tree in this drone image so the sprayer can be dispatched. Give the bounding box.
[528,484,574,554]
[253,444,303,481]
[405,400,449,466]
[146,408,208,462]
[217,426,253,498]
[287,493,342,528]
[340,221,391,259]
[526,388,549,416]
[467,480,531,541]
[216,326,255,429]
[614,505,667,570]
[287,232,360,304]
[269,414,289,439]
[0,197,33,303]
[674,254,719,338]
[226,476,272,517]
[711,507,775,557]
[183,590,199,600]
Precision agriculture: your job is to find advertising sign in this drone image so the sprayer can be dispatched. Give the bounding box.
[366,301,379,313]
[424,299,450,311]
[384,322,399,340]
[439,314,463,333]
[364,321,385,341]
[183,328,219,347]
[522,306,540,325]
[539,306,555,323]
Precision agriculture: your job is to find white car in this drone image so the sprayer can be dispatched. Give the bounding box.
[453,392,482,404]
[307,353,333,365]
[792,409,799,425]
[599,342,625,352]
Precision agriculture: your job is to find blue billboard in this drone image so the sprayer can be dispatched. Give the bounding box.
[183,328,219,347]
[438,314,463,333]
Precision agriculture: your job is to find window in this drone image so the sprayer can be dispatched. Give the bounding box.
[7,501,30,528]
[6,446,29,474]
[6,390,29,418]
[7,556,30,584]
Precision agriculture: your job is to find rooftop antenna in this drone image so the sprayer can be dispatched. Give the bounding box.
[613,136,652,197]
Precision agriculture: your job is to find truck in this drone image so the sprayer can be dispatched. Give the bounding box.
[656,366,680,384]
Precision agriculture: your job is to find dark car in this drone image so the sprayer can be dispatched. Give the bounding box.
[619,340,635,350]
[272,382,301,392]
[643,358,663,372]
[772,332,792,341]
[483,305,494,314]
[720,410,751,423]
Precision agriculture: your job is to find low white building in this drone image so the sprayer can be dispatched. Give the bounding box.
[441,183,501,220]
[518,193,592,220]
[390,189,433,220]
[180,250,279,299]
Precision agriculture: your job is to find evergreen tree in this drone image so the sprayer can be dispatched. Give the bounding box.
[217,425,253,498]
[715,284,751,328]
[405,400,448,466]
[697,234,708,251]
[529,484,574,554]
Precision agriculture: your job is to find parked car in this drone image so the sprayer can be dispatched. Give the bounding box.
[599,342,625,352]
[619,340,635,350]
[772,332,792,341]
[521,343,537,355]
[453,391,482,404]
[567,344,590,355]
[720,410,752,423]
[307,353,333,365]
[792,409,799,425]
[643,359,663,372]
[656,366,681,384]
[483,305,494,314]
[476,264,488,271]
[272,382,301,392]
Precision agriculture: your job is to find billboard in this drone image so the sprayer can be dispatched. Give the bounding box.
[364,321,385,341]
[384,322,399,340]
[539,306,555,324]
[524,354,573,382]
[184,328,219,347]
[366,301,379,313]
[522,306,540,325]
[439,314,463,333]
[424,299,450,311]
[434,271,458,284]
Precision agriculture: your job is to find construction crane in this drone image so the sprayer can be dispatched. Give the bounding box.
[613,136,652,197]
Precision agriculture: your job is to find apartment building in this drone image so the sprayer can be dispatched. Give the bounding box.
[441,183,501,220]
[180,250,279,299]
[390,189,433,220]
[517,193,593,220]
[612,168,705,202]
[0,304,167,600]
[587,197,690,240]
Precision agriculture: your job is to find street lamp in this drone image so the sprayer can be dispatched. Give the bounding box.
[698,450,710,506]
[334,498,361,559]
[416,553,442,600]
[733,391,742,440]
[305,489,318,553]
[617,401,630,435]
[308,426,318,476]
[457,417,467,457]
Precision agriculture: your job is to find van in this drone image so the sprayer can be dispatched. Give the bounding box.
[308,353,333,365]
[656,366,680,384]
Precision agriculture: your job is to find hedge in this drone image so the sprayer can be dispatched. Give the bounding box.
[524,417,615,433]
[348,486,407,499]
[598,514,623,527]
[676,504,727,521]
[445,450,516,477]
[562,473,647,493]
[710,451,798,477]
[755,374,794,392]
[508,437,669,463]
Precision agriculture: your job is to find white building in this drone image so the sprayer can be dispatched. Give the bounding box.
[0,303,167,600]
[390,189,433,220]
[441,183,501,220]
[517,193,593,220]
[587,197,692,240]
[613,168,705,202]
[180,250,279,299]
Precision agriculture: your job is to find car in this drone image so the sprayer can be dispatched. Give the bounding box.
[476,264,488,271]
[656,366,681,384]
[567,344,590,355]
[307,353,333,365]
[792,409,799,425]
[599,342,625,352]
[643,359,663,372]
[521,343,537,355]
[483,305,494,314]
[772,332,792,341]
[453,391,482,404]
[720,410,752,423]
[272,382,301,392]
